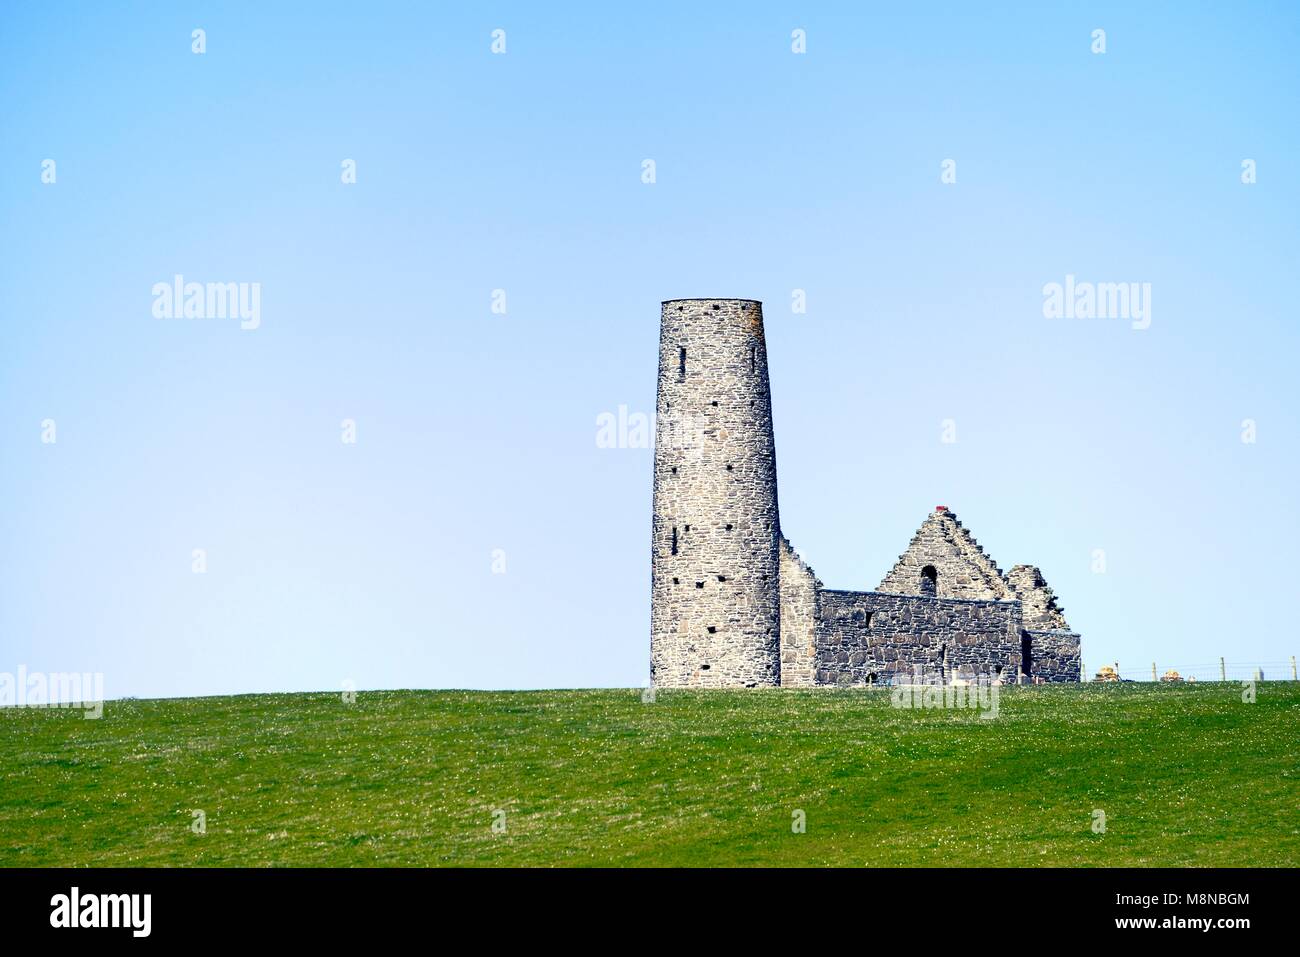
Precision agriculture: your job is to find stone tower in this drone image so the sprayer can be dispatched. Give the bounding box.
[650,299,782,687]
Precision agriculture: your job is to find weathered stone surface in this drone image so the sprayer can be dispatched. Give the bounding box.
[778,537,819,687]
[650,299,781,688]
[876,508,1010,601]
[1005,564,1070,630]
[813,589,1023,685]
[649,300,1083,688]
[1024,629,1082,682]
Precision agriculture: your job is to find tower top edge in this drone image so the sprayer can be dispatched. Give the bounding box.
[661,298,763,305]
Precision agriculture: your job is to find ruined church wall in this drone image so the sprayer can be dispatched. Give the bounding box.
[778,537,819,687]
[1005,564,1071,631]
[814,590,1023,686]
[1026,630,1081,682]
[876,510,1010,601]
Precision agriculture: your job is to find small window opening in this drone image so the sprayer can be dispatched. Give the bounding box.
[725,523,733,531]
[670,527,678,555]
[672,577,679,585]
[678,347,686,379]
[700,664,711,670]
[726,464,733,471]
[711,400,718,407]
[695,581,704,589]
[920,565,938,597]
[717,575,727,582]
[671,466,678,474]
[706,626,717,634]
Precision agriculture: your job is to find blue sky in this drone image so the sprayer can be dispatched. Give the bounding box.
[1,2,1297,697]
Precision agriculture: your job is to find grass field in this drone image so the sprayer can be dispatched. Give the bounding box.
[2,683,1297,866]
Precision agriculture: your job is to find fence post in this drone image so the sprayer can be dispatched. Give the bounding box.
[1220,657,1226,682]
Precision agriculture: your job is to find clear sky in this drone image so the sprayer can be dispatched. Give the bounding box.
[2,2,1297,698]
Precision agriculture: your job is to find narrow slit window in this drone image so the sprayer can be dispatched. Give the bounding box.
[750,346,756,372]
[678,347,686,379]
[671,527,678,555]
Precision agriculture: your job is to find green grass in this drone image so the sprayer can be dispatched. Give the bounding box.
[2,683,1297,866]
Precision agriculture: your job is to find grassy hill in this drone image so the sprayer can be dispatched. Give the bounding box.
[2,683,1297,866]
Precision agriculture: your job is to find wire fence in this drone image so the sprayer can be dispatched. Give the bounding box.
[1081,658,1298,683]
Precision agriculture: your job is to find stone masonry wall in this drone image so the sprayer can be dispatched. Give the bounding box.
[814,590,1023,686]
[876,509,1011,601]
[647,299,1084,688]
[778,537,819,687]
[650,299,782,688]
[1025,629,1082,682]
[1005,564,1071,630]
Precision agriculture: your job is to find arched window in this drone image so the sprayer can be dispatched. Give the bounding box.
[920,565,938,597]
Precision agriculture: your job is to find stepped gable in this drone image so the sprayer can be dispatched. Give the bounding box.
[1004,564,1071,631]
[875,507,1011,601]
